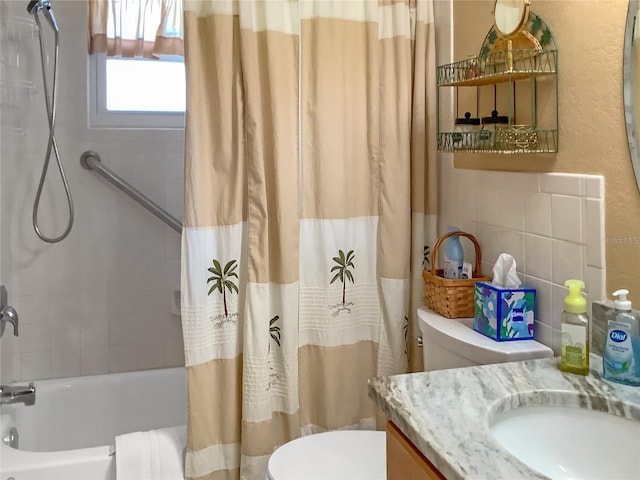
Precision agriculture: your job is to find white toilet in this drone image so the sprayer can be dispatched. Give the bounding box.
[266,306,554,480]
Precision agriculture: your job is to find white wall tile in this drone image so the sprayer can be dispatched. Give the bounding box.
[439,157,457,186]
[51,348,81,378]
[455,168,478,187]
[523,275,552,326]
[540,173,585,196]
[551,195,582,243]
[476,224,502,268]
[80,321,110,349]
[138,341,166,370]
[476,187,501,226]
[586,175,604,199]
[551,239,583,286]
[551,283,568,331]
[500,190,525,231]
[109,344,138,373]
[20,351,51,380]
[551,328,562,356]
[458,185,479,223]
[439,188,458,224]
[504,172,541,193]
[524,192,552,236]
[165,334,185,367]
[524,234,552,280]
[80,345,110,376]
[500,230,524,272]
[12,294,53,325]
[534,321,552,348]
[585,198,605,268]
[19,323,50,353]
[587,266,606,304]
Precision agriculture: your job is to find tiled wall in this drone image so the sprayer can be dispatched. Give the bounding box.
[0,1,185,382]
[438,156,606,355]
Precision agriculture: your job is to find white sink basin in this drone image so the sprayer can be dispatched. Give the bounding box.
[491,406,640,479]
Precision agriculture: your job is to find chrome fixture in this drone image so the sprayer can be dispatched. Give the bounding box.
[81,151,182,233]
[27,0,74,243]
[26,0,59,33]
[0,383,35,406]
[3,427,19,449]
[0,286,18,338]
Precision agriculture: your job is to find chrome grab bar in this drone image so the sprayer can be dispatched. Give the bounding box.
[80,151,182,234]
[0,383,35,406]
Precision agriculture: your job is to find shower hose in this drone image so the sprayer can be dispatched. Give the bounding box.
[32,13,74,243]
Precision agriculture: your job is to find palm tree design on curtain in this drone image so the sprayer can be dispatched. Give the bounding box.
[403,315,409,355]
[329,249,355,317]
[207,259,238,325]
[268,316,281,353]
[267,315,281,391]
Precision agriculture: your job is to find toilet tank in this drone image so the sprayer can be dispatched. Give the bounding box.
[417,307,554,371]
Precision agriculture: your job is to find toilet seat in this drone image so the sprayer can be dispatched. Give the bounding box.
[266,430,386,480]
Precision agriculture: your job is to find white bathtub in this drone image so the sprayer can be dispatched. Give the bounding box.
[0,367,186,480]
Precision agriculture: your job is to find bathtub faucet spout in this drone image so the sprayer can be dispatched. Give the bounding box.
[0,383,35,406]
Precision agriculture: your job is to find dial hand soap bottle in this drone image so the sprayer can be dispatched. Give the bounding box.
[559,279,590,375]
[603,289,640,386]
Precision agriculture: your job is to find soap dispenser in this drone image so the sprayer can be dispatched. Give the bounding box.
[559,279,590,375]
[603,289,640,386]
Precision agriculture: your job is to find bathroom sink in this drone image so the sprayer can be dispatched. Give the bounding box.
[490,405,640,479]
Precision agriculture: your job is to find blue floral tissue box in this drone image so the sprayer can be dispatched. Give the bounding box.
[473,282,536,341]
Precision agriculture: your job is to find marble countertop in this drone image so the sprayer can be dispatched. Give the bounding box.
[369,354,640,479]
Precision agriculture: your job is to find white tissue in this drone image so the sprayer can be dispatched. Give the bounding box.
[491,253,522,289]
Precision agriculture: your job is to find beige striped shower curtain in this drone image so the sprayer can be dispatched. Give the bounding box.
[181,1,437,478]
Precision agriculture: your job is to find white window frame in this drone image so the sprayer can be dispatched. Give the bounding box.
[88,53,185,129]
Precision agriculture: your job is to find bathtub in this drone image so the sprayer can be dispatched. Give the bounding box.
[0,367,186,480]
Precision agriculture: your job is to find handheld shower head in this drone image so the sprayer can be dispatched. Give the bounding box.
[27,0,59,33]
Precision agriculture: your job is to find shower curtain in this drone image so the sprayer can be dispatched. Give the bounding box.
[181,1,437,479]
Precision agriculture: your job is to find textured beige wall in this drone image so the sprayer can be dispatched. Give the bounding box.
[449,0,640,303]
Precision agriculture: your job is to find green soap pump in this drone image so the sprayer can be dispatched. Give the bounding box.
[559,279,590,375]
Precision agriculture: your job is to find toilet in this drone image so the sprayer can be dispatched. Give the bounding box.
[266,306,554,479]
[266,430,386,480]
[417,306,554,371]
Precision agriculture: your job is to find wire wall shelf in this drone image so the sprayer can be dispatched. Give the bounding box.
[437,49,558,87]
[438,128,558,154]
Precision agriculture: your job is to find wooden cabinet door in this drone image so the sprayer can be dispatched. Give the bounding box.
[386,421,446,480]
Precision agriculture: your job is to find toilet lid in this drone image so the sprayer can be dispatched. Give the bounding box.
[267,430,386,480]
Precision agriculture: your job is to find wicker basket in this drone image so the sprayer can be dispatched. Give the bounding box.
[422,231,490,319]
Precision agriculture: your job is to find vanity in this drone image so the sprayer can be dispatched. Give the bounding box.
[369,354,640,479]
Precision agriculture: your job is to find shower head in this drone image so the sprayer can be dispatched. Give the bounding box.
[27,0,59,33]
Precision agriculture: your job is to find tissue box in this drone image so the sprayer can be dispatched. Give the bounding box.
[473,282,536,341]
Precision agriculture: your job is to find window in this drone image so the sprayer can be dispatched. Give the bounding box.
[89,53,186,129]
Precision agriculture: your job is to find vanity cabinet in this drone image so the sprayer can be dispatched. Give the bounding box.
[437,11,558,154]
[386,421,445,480]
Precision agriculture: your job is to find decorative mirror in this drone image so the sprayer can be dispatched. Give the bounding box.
[493,0,531,71]
[623,0,640,192]
[494,0,531,38]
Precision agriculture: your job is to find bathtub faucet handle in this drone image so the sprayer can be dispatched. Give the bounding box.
[0,285,18,337]
[0,305,18,337]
